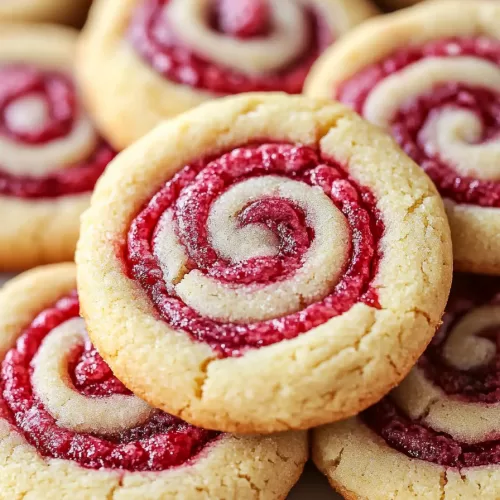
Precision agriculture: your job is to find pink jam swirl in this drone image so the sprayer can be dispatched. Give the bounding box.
[337,37,500,207]
[0,65,115,198]
[127,143,383,358]
[363,274,500,468]
[0,293,219,471]
[129,0,333,94]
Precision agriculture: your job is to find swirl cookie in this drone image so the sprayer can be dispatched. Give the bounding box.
[0,264,307,499]
[0,24,115,271]
[313,273,500,500]
[306,0,500,275]
[76,93,452,433]
[0,0,90,25]
[77,0,378,149]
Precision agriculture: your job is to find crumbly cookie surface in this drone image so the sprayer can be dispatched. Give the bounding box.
[0,24,115,271]
[0,264,307,499]
[313,273,500,500]
[77,93,452,433]
[77,0,378,149]
[306,0,500,274]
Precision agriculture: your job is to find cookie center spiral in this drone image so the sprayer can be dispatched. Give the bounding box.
[337,37,500,207]
[363,275,500,468]
[129,0,332,94]
[127,143,383,357]
[0,64,115,198]
[0,294,219,471]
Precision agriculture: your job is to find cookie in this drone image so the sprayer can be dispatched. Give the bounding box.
[306,0,500,275]
[0,263,307,499]
[313,273,500,500]
[0,24,116,271]
[76,93,452,433]
[0,0,90,25]
[77,0,378,149]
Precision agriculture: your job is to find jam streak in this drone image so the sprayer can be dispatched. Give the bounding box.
[0,294,218,471]
[129,0,332,94]
[127,144,383,357]
[337,37,500,207]
[363,274,500,468]
[0,65,115,198]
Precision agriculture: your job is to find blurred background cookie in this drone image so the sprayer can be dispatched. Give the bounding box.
[307,0,500,275]
[0,24,115,271]
[313,273,500,500]
[77,0,378,149]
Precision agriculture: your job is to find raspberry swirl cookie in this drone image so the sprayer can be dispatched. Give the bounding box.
[0,264,307,499]
[306,0,500,275]
[0,0,90,25]
[313,273,500,500]
[77,94,452,433]
[77,0,378,149]
[0,25,115,271]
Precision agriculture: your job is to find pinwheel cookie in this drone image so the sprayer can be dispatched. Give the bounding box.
[77,0,378,149]
[0,264,307,499]
[0,24,115,271]
[77,93,452,433]
[307,0,500,275]
[0,0,90,25]
[313,273,500,500]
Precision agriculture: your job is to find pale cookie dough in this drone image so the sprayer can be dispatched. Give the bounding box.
[313,273,500,500]
[0,264,307,500]
[0,24,115,271]
[77,0,378,149]
[0,0,91,25]
[306,0,500,275]
[76,93,453,434]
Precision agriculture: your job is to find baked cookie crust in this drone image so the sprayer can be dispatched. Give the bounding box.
[313,273,500,499]
[306,0,500,274]
[0,264,307,499]
[77,93,452,434]
[77,0,378,149]
[0,24,114,271]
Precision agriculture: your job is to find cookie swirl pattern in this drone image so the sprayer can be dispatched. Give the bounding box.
[0,64,112,198]
[306,0,500,274]
[0,264,307,499]
[77,94,452,433]
[77,0,378,148]
[313,274,500,499]
[0,25,115,271]
[128,143,381,356]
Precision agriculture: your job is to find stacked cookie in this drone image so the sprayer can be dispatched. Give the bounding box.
[0,0,376,272]
[0,1,498,499]
[305,0,500,497]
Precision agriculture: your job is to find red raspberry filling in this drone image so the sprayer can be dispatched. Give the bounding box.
[337,37,500,207]
[0,64,115,198]
[127,143,383,357]
[129,0,332,94]
[363,274,500,468]
[0,293,219,471]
